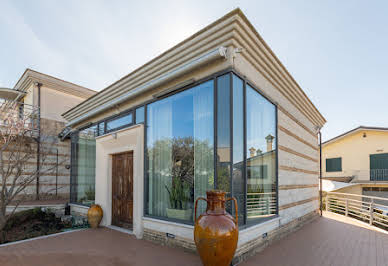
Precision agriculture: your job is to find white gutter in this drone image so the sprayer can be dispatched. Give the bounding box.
[66,46,228,127]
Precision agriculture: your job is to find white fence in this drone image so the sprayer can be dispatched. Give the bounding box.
[325,192,388,229]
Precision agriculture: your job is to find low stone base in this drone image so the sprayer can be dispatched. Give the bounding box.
[143,228,196,253]
[142,210,319,265]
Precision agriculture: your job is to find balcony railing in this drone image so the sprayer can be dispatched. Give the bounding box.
[325,191,388,230]
[0,100,39,136]
[370,169,388,181]
[324,169,388,182]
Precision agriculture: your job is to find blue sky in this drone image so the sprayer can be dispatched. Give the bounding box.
[1,0,387,141]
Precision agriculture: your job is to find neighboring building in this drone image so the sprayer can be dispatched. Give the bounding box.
[62,9,326,262]
[0,69,96,200]
[322,126,388,199]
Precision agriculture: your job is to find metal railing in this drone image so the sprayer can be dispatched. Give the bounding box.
[0,100,39,135]
[325,192,388,230]
[370,169,388,181]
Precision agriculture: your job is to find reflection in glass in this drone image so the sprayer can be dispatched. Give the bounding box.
[136,106,145,124]
[216,74,231,195]
[146,81,214,222]
[71,125,97,206]
[246,85,277,222]
[106,113,133,131]
[97,122,105,136]
[232,75,245,224]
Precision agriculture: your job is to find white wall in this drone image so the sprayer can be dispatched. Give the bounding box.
[95,124,144,238]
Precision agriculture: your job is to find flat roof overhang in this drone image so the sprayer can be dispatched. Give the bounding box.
[0,87,25,101]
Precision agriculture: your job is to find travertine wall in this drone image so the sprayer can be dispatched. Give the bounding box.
[12,118,71,200]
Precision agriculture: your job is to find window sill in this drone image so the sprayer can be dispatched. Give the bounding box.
[143,216,194,229]
[69,203,90,209]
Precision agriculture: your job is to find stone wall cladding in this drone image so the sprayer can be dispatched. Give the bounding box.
[232,210,319,265]
[278,129,318,159]
[3,118,72,201]
[279,187,319,207]
[143,228,197,253]
[38,118,71,199]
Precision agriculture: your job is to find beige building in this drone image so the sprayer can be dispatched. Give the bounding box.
[0,69,96,200]
[62,9,326,263]
[322,126,388,198]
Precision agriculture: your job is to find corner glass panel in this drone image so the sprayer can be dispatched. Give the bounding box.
[71,125,97,206]
[246,85,277,222]
[136,106,145,124]
[97,122,105,136]
[146,80,214,222]
[232,75,245,224]
[216,74,231,194]
[106,112,133,132]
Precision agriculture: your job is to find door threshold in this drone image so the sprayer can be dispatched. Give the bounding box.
[107,225,134,235]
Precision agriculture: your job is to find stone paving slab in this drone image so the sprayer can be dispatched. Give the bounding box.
[0,228,201,266]
[241,212,388,266]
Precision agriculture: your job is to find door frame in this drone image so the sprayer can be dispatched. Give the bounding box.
[111,151,134,229]
[94,124,144,238]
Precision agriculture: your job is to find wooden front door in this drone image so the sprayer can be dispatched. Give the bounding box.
[112,151,133,228]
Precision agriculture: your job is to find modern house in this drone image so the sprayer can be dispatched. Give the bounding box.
[62,9,326,262]
[322,126,388,199]
[0,69,96,200]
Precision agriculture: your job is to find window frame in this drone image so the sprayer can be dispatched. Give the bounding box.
[143,69,279,228]
[69,123,98,207]
[105,111,134,133]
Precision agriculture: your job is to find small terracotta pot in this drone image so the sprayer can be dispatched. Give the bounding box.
[87,204,103,228]
[194,190,238,266]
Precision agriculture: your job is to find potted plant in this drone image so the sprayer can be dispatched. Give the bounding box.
[82,185,95,206]
[165,177,193,220]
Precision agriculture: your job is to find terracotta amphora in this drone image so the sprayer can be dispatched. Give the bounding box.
[194,190,238,266]
[87,204,103,228]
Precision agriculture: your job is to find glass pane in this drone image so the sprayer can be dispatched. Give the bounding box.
[232,75,245,224]
[216,74,231,195]
[98,122,105,136]
[146,80,214,222]
[71,125,96,206]
[136,106,145,124]
[246,85,277,222]
[106,113,133,131]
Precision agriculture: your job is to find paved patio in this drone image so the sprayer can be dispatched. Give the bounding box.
[0,212,387,266]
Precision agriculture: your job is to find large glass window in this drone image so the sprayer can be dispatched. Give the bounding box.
[71,125,97,206]
[145,73,277,225]
[146,80,214,222]
[246,84,277,222]
[216,74,231,195]
[232,75,245,224]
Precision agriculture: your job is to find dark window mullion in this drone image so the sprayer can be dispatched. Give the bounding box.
[214,77,218,190]
[229,72,233,212]
[243,79,247,226]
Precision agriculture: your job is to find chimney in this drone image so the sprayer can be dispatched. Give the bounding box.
[265,134,275,152]
[256,148,262,155]
[249,147,256,157]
